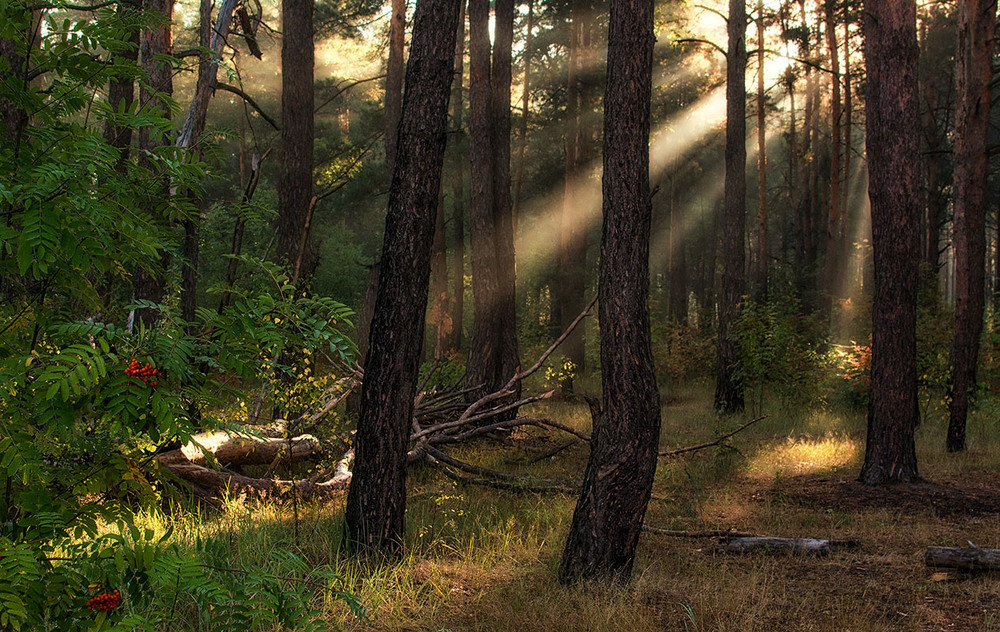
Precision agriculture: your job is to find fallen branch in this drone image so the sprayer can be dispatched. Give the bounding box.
[718,536,860,555]
[659,415,768,457]
[440,466,578,494]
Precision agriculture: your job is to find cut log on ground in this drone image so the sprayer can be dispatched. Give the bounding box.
[718,536,850,555]
[925,545,1000,570]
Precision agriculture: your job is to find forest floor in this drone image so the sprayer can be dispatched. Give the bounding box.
[159,383,1000,631]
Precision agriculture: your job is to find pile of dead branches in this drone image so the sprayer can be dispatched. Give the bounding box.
[156,296,765,503]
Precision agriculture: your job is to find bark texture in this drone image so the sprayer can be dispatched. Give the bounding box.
[558,0,660,584]
[466,0,521,409]
[276,0,317,277]
[449,3,466,354]
[384,0,405,174]
[946,0,995,452]
[715,0,746,413]
[859,0,921,485]
[344,0,461,557]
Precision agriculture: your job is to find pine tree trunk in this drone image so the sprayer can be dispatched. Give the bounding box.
[715,0,746,413]
[449,3,466,354]
[133,0,174,327]
[859,0,921,485]
[946,0,995,452]
[466,0,521,410]
[823,0,842,312]
[104,0,140,165]
[753,0,767,303]
[559,0,659,584]
[276,0,317,278]
[384,0,405,174]
[344,0,462,557]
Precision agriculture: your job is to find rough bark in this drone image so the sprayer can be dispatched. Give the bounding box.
[859,0,921,485]
[276,0,318,278]
[558,0,659,584]
[946,0,995,452]
[715,0,746,413]
[466,0,521,410]
[511,0,533,226]
[344,0,461,557]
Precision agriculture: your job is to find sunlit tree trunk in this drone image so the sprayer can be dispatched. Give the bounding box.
[276,0,317,279]
[823,0,842,314]
[946,0,995,453]
[512,0,533,228]
[559,0,659,583]
[859,0,920,485]
[715,0,746,414]
[385,0,405,174]
[466,0,521,410]
[344,0,462,557]
[753,0,767,303]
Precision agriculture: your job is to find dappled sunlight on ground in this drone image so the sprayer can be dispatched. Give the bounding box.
[745,432,861,478]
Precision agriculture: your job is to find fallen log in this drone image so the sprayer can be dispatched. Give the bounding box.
[925,545,1000,571]
[718,536,833,555]
[156,431,323,468]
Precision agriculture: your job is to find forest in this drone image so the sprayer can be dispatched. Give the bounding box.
[3,0,1000,629]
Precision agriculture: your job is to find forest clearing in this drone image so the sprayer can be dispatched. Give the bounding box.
[130,386,1000,631]
[4,0,1000,629]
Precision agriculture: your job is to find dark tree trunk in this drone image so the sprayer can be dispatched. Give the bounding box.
[276,0,317,278]
[104,0,140,165]
[715,0,746,413]
[344,0,461,557]
[753,0,767,303]
[133,0,174,327]
[823,0,842,313]
[946,0,995,452]
[449,3,466,354]
[668,171,687,324]
[0,10,35,143]
[558,0,587,393]
[385,0,405,173]
[511,0,533,226]
[559,0,659,585]
[859,0,921,485]
[466,0,521,409]
[431,192,450,359]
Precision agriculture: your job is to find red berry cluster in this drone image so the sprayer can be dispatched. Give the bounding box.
[126,359,161,387]
[87,589,121,611]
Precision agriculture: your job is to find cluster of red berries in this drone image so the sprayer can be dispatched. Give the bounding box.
[125,359,161,387]
[87,589,121,611]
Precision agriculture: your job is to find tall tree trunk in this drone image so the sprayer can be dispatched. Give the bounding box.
[276,0,317,278]
[511,0,533,226]
[559,0,659,584]
[841,12,852,282]
[466,0,521,410]
[385,0,405,173]
[133,0,174,327]
[859,0,921,485]
[715,0,747,413]
[449,3,466,354]
[946,0,995,453]
[344,0,462,557]
[823,0,842,312]
[0,9,36,143]
[753,0,767,303]
[558,0,587,393]
[431,191,450,359]
[104,0,140,165]
[176,0,238,324]
[668,170,687,324]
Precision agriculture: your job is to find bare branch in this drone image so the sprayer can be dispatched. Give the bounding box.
[658,415,768,457]
[216,83,279,130]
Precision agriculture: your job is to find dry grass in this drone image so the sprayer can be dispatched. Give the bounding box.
[156,384,1000,631]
